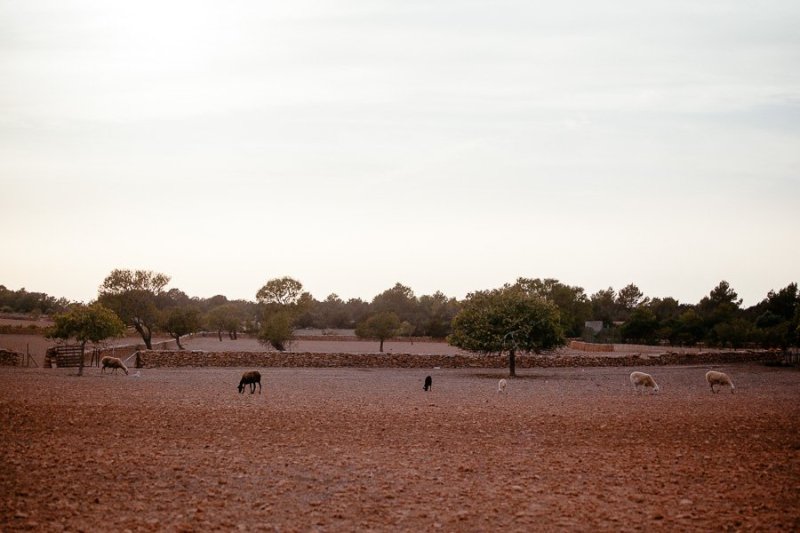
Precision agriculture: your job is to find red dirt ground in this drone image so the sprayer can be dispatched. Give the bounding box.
[1,363,799,531]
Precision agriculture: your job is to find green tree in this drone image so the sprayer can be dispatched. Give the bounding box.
[344,297,370,328]
[0,285,70,314]
[355,311,402,352]
[590,288,617,327]
[255,277,309,351]
[157,288,192,309]
[649,297,681,322]
[317,293,351,329]
[754,311,792,349]
[616,283,648,320]
[256,276,304,307]
[698,281,742,323]
[619,307,659,344]
[50,303,125,376]
[674,308,704,346]
[516,278,592,337]
[761,283,799,321]
[371,283,420,333]
[751,283,799,350]
[648,297,683,345]
[697,281,743,346]
[162,307,201,350]
[449,285,564,377]
[207,303,245,341]
[418,291,461,338]
[203,294,229,311]
[97,269,170,349]
[713,318,752,349]
[302,293,364,330]
[258,309,294,351]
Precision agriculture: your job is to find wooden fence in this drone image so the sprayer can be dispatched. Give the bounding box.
[44,345,85,368]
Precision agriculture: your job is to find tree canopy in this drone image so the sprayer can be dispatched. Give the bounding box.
[355,311,402,352]
[256,276,304,307]
[162,307,201,350]
[98,269,170,295]
[515,278,591,337]
[97,269,171,350]
[206,303,247,341]
[449,285,565,377]
[0,285,70,315]
[9,272,800,353]
[256,277,308,351]
[50,303,125,375]
[258,309,294,351]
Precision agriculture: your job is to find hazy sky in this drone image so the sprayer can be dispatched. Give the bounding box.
[2,1,798,307]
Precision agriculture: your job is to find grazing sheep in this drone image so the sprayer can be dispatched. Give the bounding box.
[238,370,262,394]
[100,356,128,375]
[629,371,659,393]
[705,370,735,393]
[423,375,432,391]
[498,378,507,393]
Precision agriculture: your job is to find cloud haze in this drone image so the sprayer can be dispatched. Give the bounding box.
[2,0,798,306]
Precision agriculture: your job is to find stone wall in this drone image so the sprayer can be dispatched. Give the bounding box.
[93,340,180,366]
[133,349,780,369]
[0,349,22,366]
[568,341,615,352]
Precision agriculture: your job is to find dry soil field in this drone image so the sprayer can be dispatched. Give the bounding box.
[1,363,799,532]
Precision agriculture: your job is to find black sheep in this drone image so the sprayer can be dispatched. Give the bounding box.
[423,375,432,391]
[238,370,262,394]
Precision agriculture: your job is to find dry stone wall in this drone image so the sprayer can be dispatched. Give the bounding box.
[568,340,615,352]
[92,340,179,365]
[133,350,780,369]
[0,349,22,366]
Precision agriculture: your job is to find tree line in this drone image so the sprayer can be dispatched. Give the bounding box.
[0,285,70,316]
[6,271,799,357]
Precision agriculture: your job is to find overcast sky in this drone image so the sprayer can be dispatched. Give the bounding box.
[2,0,798,307]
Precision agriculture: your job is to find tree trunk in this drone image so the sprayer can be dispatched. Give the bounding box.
[218,330,223,341]
[508,348,516,377]
[174,334,184,350]
[78,341,87,376]
[134,322,153,350]
[379,338,385,352]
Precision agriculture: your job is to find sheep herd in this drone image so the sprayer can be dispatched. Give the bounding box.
[230,368,736,396]
[96,359,737,396]
[628,369,735,394]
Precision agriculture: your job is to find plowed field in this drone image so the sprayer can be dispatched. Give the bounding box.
[1,364,799,531]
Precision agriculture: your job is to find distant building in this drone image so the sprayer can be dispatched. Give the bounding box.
[585,320,604,333]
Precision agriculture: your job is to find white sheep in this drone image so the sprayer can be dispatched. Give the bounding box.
[100,356,128,375]
[498,378,507,393]
[705,370,735,393]
[629,371,659,394]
